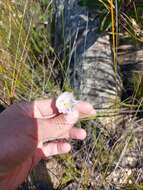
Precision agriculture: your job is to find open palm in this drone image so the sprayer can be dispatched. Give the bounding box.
[0,98,95,190]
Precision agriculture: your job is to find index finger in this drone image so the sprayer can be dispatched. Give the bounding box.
[32,99,95,119]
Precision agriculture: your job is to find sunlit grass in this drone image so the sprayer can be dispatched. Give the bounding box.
[0,0,63,105]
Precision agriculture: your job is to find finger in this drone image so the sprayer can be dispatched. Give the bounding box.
[55,127,87,140]
[37,111,79,142]
[17,98,59,119]
[33,98,59,118]
[69,127,86,140]
[75,101,96,119]
[42,142,71,157]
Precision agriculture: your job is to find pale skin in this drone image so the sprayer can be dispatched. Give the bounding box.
[0,98,96,190]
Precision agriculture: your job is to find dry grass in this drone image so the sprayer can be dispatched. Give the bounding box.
[0,1,143,190]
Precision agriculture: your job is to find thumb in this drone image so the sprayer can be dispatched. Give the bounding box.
[17,98,59,119]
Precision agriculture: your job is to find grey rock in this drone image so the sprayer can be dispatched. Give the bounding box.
[53,0,121,110]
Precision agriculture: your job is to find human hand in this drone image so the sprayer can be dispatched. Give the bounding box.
[0,98,96,189]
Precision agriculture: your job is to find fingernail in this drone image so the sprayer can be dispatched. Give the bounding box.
[80,129,87,140]
[63,143,71,152]
[85,103,96,115]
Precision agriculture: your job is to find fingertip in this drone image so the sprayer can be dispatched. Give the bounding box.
[62,143,71,152]
[69,127,87,140]
[90,109,96,115]
[80,129,87,140]
[76,101,93,110]
[75,101,96,116]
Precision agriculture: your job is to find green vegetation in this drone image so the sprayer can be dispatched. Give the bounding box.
[79,0,143,37]
[0,0,61,105]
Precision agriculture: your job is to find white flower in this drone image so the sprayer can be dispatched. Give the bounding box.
[56,92,77,114]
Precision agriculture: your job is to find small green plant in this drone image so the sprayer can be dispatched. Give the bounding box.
[79,0,143,40]
[79,0,113,32]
